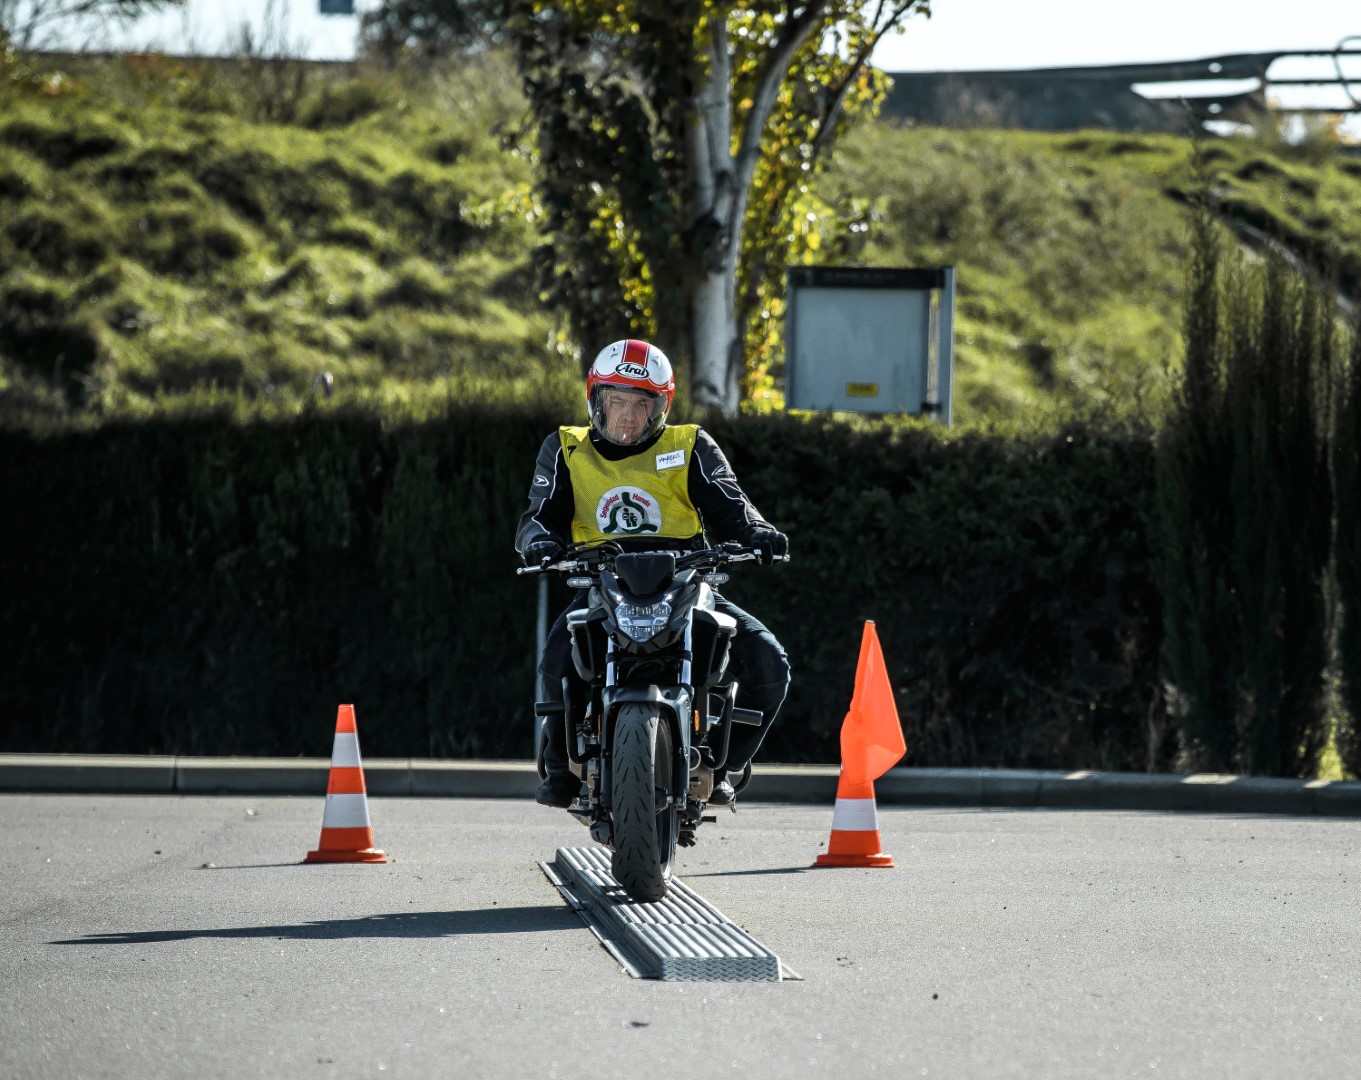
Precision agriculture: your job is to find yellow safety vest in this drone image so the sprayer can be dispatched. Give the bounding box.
[560,425,702,545]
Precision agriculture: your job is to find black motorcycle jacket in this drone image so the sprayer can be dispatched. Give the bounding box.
[515,425,776,559]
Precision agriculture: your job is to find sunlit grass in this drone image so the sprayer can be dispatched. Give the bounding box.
[0,49,552,426]
[818,122,1361,429]
[3,51,1361,431]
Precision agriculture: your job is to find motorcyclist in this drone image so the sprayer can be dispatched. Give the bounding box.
[516,339,790,808]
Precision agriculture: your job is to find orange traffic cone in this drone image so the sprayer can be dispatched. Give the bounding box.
[305,704,387,864]
[814,773,894,867]
[814,621,905,868]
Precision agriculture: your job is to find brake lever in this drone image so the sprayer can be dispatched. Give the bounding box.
[515,559,589,576]
[723,551,790,565]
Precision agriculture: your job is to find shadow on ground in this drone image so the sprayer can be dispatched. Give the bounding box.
[683,866,814,878]
[51,905,576,945]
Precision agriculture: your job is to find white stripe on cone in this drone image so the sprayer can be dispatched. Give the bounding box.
[830,797,880,832]
[320,793,372,829]
[330,732,362,768]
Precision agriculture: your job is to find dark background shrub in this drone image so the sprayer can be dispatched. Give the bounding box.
[0,409,1166,769]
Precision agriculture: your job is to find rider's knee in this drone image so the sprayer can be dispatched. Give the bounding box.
[748,635,790,692]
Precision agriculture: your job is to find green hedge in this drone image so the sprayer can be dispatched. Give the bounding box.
[0,409,1168,769]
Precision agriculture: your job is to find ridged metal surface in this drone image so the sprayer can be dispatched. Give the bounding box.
[542,846,793,982]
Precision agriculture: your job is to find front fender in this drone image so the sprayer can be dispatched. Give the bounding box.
[603,684,691,737]
[601,684,692,815]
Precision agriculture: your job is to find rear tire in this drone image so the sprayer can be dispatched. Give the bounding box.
[610,703,677,902]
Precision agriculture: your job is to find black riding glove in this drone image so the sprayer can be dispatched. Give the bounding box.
[523,538,565,567]
[746,528,788,566]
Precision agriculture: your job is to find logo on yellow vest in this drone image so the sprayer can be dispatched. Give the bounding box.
[597,486,661,535]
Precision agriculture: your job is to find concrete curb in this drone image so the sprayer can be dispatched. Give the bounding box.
[2,754,1361,817]
[0,755,541,799]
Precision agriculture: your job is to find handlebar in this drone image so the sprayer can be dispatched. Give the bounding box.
[515,543,790,576]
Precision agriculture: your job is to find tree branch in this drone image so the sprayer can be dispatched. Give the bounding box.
[8,0,181,49]
[809,1,921,160]
[703,14,732,186]
[730,1,827,203]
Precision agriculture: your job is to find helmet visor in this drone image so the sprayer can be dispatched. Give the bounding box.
[591,385,666,445]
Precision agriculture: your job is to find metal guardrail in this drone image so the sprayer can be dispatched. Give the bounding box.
[881,38,1361,133]
[1260,38,1361,112]
[1160,42,1361,116]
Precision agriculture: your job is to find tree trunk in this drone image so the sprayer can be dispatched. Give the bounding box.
[683,4,827,416]
[691,264,740,412]
[685,19,741,415]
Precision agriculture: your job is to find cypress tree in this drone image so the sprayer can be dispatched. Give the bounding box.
[1158,144,1335,777]
[1156,161,1239,770]
[1335,317,1361,774]
[1227,255,1332,776]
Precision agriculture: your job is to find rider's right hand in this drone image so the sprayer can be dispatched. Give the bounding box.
[523,538,565,567]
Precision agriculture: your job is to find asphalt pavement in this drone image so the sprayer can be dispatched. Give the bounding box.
[3,792,1359,1080]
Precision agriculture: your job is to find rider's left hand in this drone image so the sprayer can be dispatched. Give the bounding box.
[747,528,788,566]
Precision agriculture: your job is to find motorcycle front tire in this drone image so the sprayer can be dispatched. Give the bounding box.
[609,702,678,903]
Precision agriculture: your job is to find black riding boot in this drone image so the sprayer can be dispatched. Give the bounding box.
[535,682,580,808]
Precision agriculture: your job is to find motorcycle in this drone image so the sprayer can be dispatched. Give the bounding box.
[518,541,787,903]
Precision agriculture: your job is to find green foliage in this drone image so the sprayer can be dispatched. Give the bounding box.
[10,22,1361,780]
[0,409,1164,771]
[0,113,131,166]
[360,0,507,57]
[733,17,904,404]
[712,412,1166,770]
[1156,151,1337,777]
[0,408,539,756]
[449,1,926,399]
[1228,258,1334,776]
[298,75,399,130]
[817,125,1361,428]
[0,273,103,396]
[819,127,1192,425]
[0,50,563,421]
[4,48,1361,430]
[1156,167,1237,769]
[1336,318,1361,775]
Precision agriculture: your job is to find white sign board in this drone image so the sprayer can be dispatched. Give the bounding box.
[785,266,955,423]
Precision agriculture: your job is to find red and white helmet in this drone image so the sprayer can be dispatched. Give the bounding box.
[586,339,675,444]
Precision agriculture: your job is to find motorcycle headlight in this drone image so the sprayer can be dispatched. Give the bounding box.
[615,600,673,642]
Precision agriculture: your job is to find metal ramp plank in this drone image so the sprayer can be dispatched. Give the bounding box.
[540,846,799,982]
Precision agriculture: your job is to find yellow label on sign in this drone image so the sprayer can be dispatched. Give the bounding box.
[846,383,879,398]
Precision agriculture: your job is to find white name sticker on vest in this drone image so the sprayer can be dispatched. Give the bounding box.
[597,486,662,535]
[655,449,685,471]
